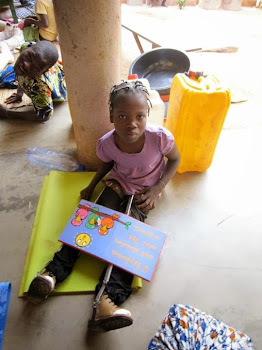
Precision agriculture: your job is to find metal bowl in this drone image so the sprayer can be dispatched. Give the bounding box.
[129,48,190,95]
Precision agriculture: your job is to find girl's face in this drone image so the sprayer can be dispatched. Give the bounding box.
[110,92,148,145]
[14,47,49,78]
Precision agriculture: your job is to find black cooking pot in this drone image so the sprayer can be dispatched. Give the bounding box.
[129,48,190,95]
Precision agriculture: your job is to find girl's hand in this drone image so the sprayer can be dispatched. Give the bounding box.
[134,183,163,212]
[5,93,22,105]
[26,15,38,20]
[80,185,94,200]
[23,18,35,27]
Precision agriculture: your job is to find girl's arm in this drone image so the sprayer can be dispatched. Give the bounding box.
[156,142,181,189]
[0,104,41,121]
[5,86,24,104]
[135,143,180,212]
[80,161,114,200]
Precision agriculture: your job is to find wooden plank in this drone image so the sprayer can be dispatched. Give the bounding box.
[122,24,161,53]
[132,32,144,54]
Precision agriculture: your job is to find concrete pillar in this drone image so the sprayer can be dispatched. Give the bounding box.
[53,0,121,169]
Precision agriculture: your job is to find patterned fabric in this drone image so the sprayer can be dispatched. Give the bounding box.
[148,304,254,350]
[15,0,36,19]
[23,25,39,42]
[19,41,35,52]
[0,65,18,89]
[17,60,67,120]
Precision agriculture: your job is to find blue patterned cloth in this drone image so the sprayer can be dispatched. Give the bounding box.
[148,304,254,350]
[0,66,19,89]
[0,282,12,350]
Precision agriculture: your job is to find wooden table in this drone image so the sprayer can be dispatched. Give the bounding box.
[121,23,206,54]
[122,24,161,54]
[121,5,238,55]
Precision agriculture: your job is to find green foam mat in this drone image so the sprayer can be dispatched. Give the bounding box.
[19,171,142,297]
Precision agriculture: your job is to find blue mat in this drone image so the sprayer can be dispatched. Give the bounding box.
[0,282,11,350]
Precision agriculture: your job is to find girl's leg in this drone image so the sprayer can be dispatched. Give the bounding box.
[27,244,80,303]
[45,244,81,284]
[95,185,134,303]
[96,187,147,305]
[91,183,148,331]
[95,266,133,305]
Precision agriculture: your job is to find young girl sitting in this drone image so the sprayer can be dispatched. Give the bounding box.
[27,80,180,332]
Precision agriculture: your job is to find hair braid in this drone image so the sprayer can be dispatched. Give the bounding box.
[109,80,152,113]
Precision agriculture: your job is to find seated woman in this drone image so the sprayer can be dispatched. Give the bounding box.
[23,0,57,42]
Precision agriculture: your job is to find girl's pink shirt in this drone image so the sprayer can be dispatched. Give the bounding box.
[96,125,174,195]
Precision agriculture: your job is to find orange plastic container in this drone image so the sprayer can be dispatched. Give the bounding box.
[165,73,231,173]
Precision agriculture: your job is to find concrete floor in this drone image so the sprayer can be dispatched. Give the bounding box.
[1,4,262,350]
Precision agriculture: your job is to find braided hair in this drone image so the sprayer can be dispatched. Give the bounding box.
[108,80,152,114]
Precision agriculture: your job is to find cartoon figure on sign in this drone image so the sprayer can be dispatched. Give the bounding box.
[77,203,132,235]
[71,204,91,226]
[75,233,91,248]
[98,214,119,236]
[86,208,101,229]
[76,204,91,219]
[71,214,82,226]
